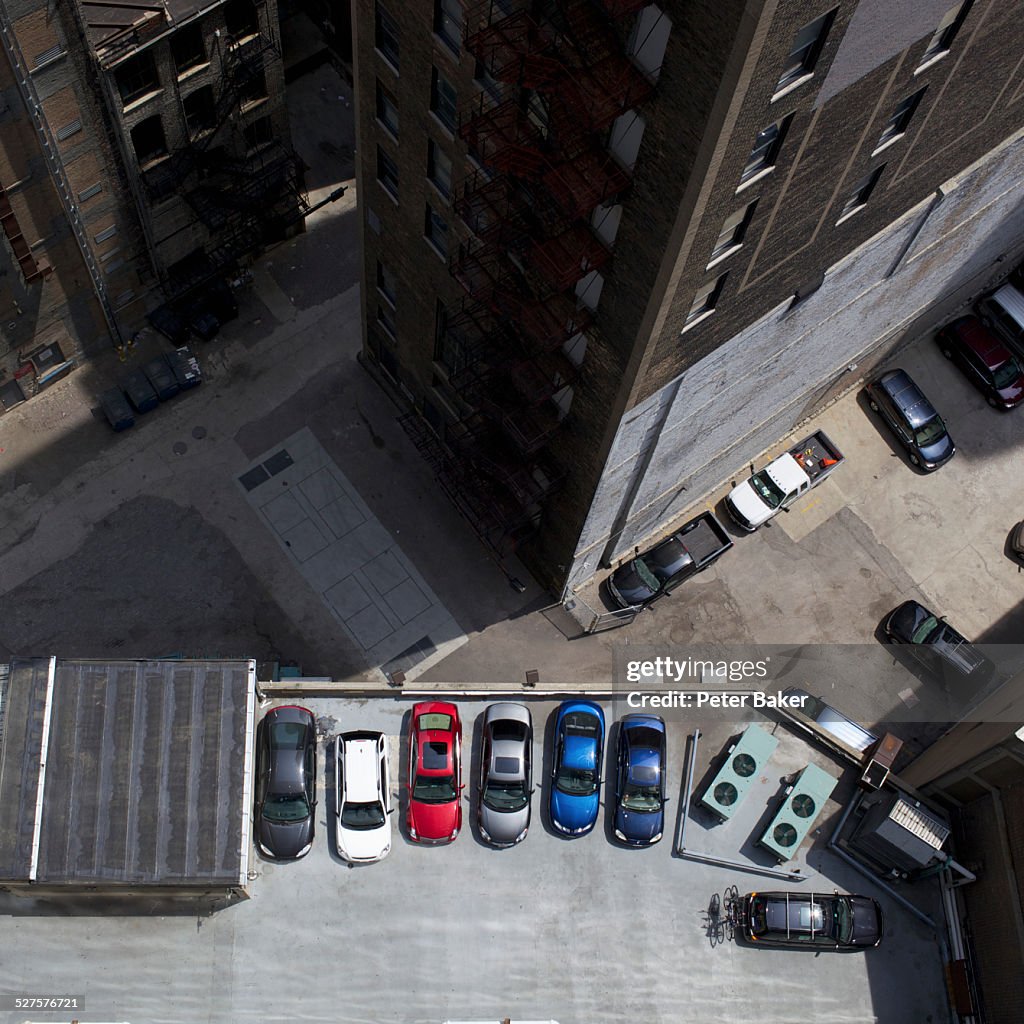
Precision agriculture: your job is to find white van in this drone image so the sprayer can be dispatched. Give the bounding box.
[976,282,1024,358]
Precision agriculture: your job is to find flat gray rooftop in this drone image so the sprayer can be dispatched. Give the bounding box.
[0,658,254,887]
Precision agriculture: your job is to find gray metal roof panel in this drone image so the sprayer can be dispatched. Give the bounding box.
[34,660,251,886]
[0,659,52,881]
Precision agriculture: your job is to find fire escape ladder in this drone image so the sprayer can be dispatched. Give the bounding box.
[528,221,612,291]
[465,9,563,88]
[459,98,547,177]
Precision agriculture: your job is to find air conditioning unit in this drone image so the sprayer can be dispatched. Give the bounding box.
[758,763,838,861]
[699,723,779,821]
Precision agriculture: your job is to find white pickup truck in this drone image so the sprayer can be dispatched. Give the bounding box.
[725,430,844,530]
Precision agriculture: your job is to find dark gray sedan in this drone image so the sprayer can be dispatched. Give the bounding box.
[254,705,317,859]
[477,703,533,847]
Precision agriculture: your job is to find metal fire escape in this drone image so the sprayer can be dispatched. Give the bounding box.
[145,14,309,300]
[404,0,652,560]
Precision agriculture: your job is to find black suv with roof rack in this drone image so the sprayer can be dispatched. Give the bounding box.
[883,600,994,686]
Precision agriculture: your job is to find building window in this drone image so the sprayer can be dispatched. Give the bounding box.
[425,203,448,257]
[115,51,160,105]
[837,165,885,223]
[774,10,836,94]
[683,273,727,329]
[874,88,926,151]
[376,79,399,137]
[434,301,469,375]
[709,200,757,265]
[244,115,273,150]
[431,66,457,133]
[377,260,397,306]
[427,140,453,199]
[378,146,399,198]
[377,303,397,337]
[182,86,216,138]
[130,115,168,165]
[224,0,259,40]
[238,69,268,109]
[376,2,400,69]
[918,1,973,68]
[739,115,791,185]
[434,0,462,56]
[474,59,502,102]
[171,24,206,75]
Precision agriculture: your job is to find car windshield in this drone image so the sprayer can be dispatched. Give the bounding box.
[621,781,661,812]
[412,773,456,804]
[340,800,386,830]
[483,780,529,812]
[993,357,1023,390]
[262,792,310,823]
[911,615,941,645]
[913,416,947,447]
[750,471,785,509]
[556,765,598,796]
[632,557,661,594]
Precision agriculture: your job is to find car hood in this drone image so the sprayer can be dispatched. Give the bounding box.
[256,814,313,859]
[479,803,530,845]
[409,798,459,840]
[996,380,1024,406]
[726,481,772,528]
[336,821,391,861]
[847,896,883,946]
[608,562,657,605]
[550,787,599,832]
[615,804,663,843]
[918,434,955,467]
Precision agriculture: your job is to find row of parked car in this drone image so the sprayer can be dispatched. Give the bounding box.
[100,346,202,431]
[252,700,669,862]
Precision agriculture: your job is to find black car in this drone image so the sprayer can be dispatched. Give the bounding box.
[864,369,955,470]
[740,891,883,950]
[883,600,994,686]
[254,705,318,859]
[613,714,667,846]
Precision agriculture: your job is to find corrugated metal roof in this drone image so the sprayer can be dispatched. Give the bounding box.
[0,658,253,887]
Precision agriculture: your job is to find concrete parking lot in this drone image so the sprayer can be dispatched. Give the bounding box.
[1,698,949,1024]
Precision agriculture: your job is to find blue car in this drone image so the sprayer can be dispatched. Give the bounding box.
[549,701,605,836]
[613,714,667,846]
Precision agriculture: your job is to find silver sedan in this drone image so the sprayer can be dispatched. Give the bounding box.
[477,703,533,847]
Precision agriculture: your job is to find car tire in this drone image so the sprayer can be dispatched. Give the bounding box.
[940,347,953,359]
[981,315,994,329]
[869,399,879,412]
[987,396,1000,408]
[909,453,921,466]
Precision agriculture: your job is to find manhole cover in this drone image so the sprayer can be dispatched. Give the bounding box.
[714,782,738,806]
[773,822,798,847]
[732,753,756,777]
[173,441,187,455]
[192,425,207,439]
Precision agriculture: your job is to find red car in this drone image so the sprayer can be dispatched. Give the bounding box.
[936,315,1024,409]
[406,701,462,843]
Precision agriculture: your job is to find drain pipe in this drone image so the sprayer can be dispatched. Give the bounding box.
[675,730,805,882]
[826,793,938,931]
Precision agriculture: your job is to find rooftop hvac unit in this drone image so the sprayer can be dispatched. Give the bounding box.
[851,791,950,873]
[699,723,779,821]
[758,763,838,861]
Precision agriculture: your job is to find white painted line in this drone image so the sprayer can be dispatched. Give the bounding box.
[28,655,57,882]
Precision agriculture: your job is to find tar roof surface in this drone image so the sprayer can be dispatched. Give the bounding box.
[0,658,253,886]
[80,0,229,61]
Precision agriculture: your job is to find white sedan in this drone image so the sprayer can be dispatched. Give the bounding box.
[335,731,392,863]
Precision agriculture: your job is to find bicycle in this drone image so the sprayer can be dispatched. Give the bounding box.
[706,885,741,945]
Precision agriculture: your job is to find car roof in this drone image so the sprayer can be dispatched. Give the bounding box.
[341,734,383,802]
[991,283,1024,324]
[876,370,938,426]
[947,316,1015,369]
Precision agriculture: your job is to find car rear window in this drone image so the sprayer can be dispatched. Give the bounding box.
[563,711,599,736]
[494,756,521,774]
[270,721,306,748]
[423,740,449,769]
[418,712,452,731]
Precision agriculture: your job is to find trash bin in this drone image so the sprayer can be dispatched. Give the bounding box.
[121,369,159,413]
[100,387,135,431]
[143,356,181,401]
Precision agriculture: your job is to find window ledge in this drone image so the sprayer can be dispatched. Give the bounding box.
[427,179,452,205]
[835,203,866,227]
[736,165,774,194]
[375,47,400,77]
[228,32,260,51]
[376,118,399,143]
[429,111,456,140]
[871,133,904,157]
[240,96,269,115]
[706,244,743,271]
[680,308,716,334]
[433,32,461,62]
[771,72,813,104]
[377,286,396,309]
[378,181,400,205]
[424,236,448,262]
[914,50,948,75]
[138,152,171,172]
[122,88,164,114]
[177,62,210,83]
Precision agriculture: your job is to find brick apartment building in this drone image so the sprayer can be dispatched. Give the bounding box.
[0,0,303,411]
[351,0,1024,594]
